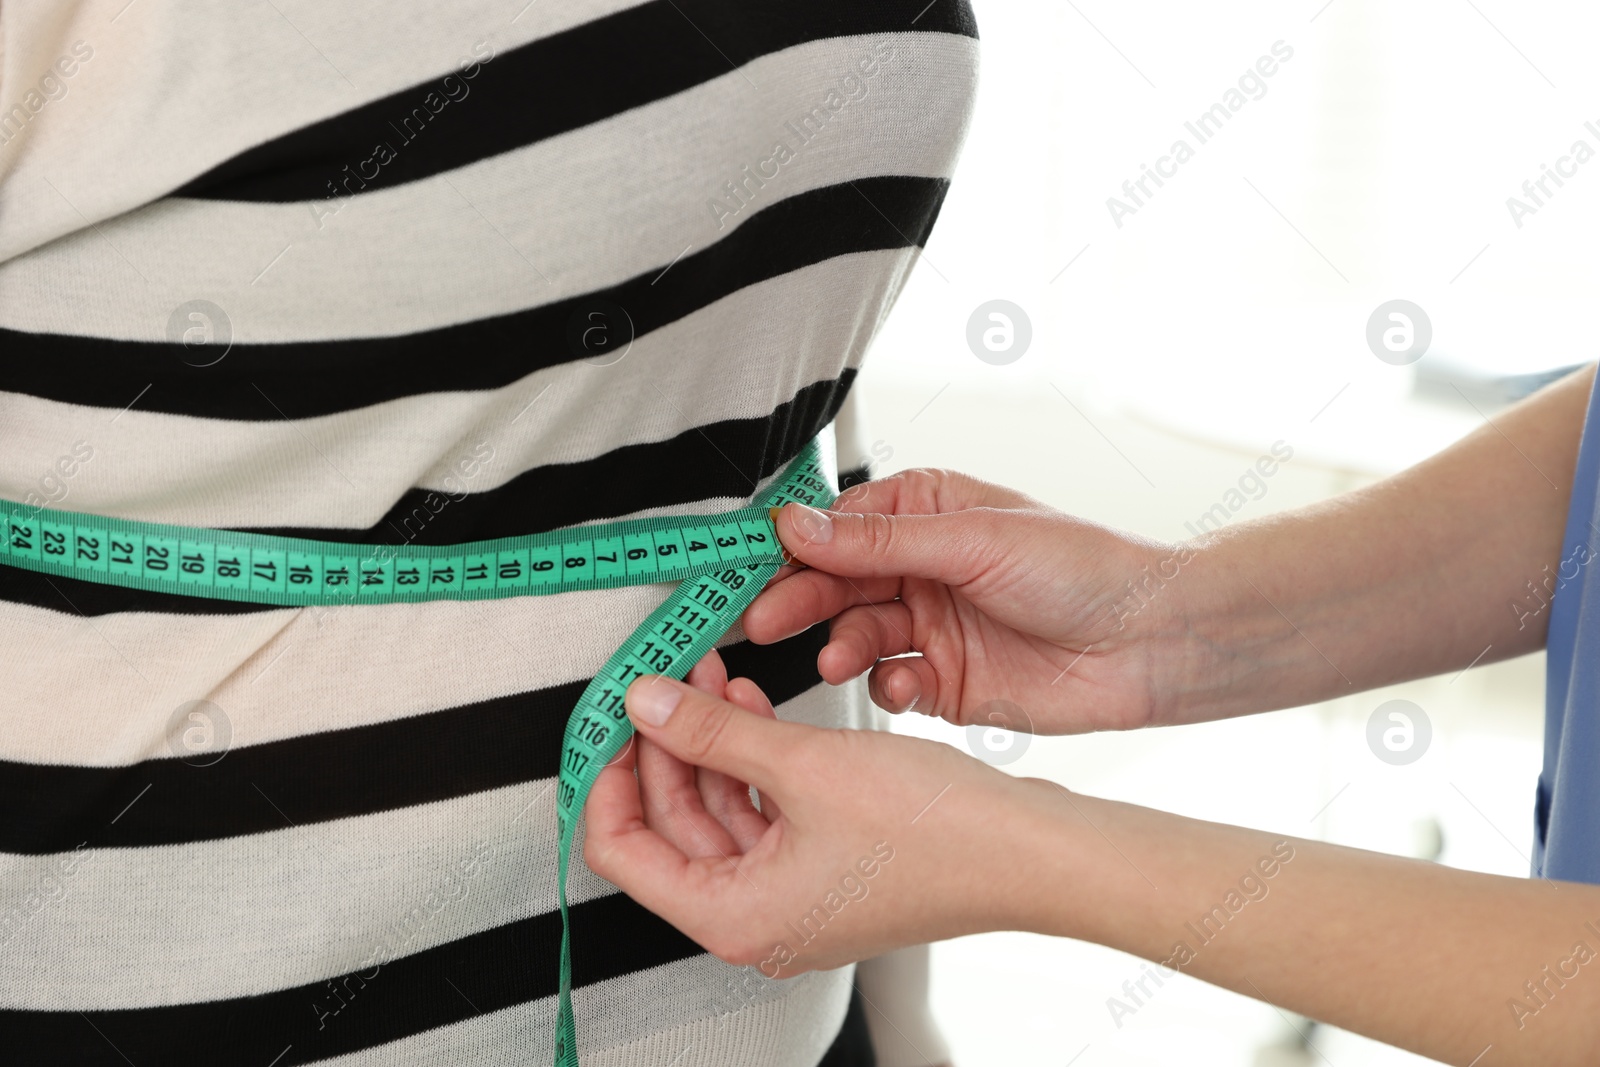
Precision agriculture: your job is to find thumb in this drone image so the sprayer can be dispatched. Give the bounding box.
[775,502,992,585]
[624,675,801,792]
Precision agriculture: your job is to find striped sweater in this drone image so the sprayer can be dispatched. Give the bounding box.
[0,1,979,1063]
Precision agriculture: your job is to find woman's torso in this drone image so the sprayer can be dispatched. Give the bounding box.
[0,3,978,1062]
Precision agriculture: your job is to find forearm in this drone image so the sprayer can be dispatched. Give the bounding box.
[1161,363,1594,723]
[596,657,1600,1064]
[1018,784,1600,1066]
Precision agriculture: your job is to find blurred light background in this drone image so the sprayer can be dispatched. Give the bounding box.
[859,1,1600,1063]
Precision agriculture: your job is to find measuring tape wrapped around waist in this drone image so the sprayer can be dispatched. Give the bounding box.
[0,438,836,1067]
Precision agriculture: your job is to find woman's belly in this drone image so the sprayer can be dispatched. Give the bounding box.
[0,569,875,1062]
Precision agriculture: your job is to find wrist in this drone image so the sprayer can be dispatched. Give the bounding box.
[1149,530,1299,725]
[1004,786,1216,955]
[986,778,1141,942]
[1114,534,1247,728]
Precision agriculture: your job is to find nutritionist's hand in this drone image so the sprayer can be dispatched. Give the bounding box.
[744,469,1199,733]
[585,657,1040,975]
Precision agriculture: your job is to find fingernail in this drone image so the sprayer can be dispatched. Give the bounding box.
[889,665,921,712]
[630,678,684,727]
[789,504,834,545]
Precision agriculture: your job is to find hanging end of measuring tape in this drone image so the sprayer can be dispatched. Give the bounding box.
[769,507,806,568]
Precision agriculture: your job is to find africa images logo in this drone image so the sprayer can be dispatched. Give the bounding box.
[312,39,496,228]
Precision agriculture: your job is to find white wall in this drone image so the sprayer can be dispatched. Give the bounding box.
[861,1,1595,1062]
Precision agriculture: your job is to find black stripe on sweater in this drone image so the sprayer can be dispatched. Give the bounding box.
[260,370,856,544]
[173,0,978,202]
[0,892,697,1064]
[837,464,873,493]
[0,892,873,1065]
[0,626,826,854]
[0,176,946,420]
[0,372,853,616]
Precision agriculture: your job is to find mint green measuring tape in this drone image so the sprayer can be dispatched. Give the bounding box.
[0,440,836,1066]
